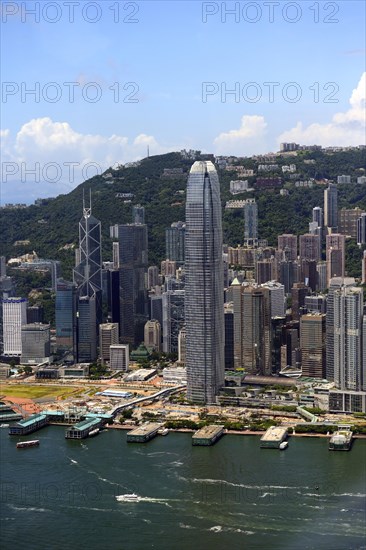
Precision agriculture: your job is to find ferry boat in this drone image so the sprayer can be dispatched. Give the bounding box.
[116,493,140,502]
[329,429,353,451]
[158,427,169,436]
[16,440,40,449]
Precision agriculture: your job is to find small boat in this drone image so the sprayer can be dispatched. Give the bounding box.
[116,493,140,502]
[88,428,100,437]
[16,440,40,449]
[158,427,169,436]
[0,424,9,428]
[279,441,288,450]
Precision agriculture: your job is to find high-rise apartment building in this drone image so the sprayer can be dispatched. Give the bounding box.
[185,161,224,403]
[312,207,323,229]
[357,213,366,245]
[333,286,363,391]
[132,204,145,225]
[326,234,345,286]
[244,198,258,241]
[339,208,364,239]
[299,234,321,262]
[278,234,297,261]
[21,323,51,364]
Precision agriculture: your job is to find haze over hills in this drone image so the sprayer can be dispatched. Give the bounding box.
[1,148,366,281]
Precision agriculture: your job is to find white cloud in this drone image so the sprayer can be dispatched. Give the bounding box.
[1,118,180,202]
[213,115,268,156]
[277,73,366,147]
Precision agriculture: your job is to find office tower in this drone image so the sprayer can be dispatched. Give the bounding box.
[339,208,363,239]
[291,283,310,320]
[148,266,159,289]
[301,259,318,292]
[299,234,321,262]
[26,305,44,324]
[262,281,285,318]
[2,297,27,356]
[110,344,129,371]
[300,314,326,379]
[326,234,345,286]
[305,295,326,314]
[0,256,6,277]
[55,279,77,352]
[73,194,102,359]
[231,279,243,371]
[278,234,297,261]
[324,183,338,230]
[144,319,161,351]
[317,261,327,292]
[279,259,296,294]
[99,323,119,364]
[178,327,186,366]
[150,294,163,327]
[166,221,186,265]
[20,323,50,364]
[224,303,234,370]
[113,242,119,269]
[161,260,176,278]
[326,277,355,381]
[357,213,366,245]
[185,161,224,403]
[162,290,185,354]
[282,323,301,368]
[242,285,272,374]
[76,295,97,362]
[73,194,102,295]
[132,204,145,225]
[362,251,366,284]
[272,316,285,373]
[118,223,148,346]
[106,269,120,324]
[333,286,363,390]
[312,207,323,229]
[244,198,258,241]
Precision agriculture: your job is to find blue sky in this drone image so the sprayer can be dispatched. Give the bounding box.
[1,1,365,202]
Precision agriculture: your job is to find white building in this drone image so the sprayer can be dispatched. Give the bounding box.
[3,297,27,356]
[110,344,129,371]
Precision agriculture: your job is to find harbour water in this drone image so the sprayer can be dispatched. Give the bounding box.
[1,426,365,550]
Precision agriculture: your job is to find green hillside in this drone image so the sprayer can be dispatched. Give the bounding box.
[1,149,365,281]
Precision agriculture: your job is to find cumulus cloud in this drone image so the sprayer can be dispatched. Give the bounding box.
[1,118,179,202]
[277,73,366,147]
[213,115,268,156]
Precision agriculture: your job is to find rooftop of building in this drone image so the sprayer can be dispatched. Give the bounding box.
[261,426,288,441]
[128,423,161,436]
[17,413,48,427]
[193,425,224,438]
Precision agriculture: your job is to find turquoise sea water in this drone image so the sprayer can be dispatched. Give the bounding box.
[1,427,365,550]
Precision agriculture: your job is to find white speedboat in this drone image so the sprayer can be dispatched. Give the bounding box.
[158,427,169,436]
[279,441,288,450]
[116,493,140,502]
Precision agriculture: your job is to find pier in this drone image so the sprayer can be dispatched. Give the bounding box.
[9,413,49,436]
[260,426,288,449]
[192,425,224,446]
[126,422,161,443]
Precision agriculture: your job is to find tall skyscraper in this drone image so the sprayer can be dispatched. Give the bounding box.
[357,213,366,245]
[326,277,355,381]
[300,314,326,379]
[55,279,76,352]
[99,323,119,364]
[326,234,345,286]
[21,323,51,364]
[333,286,363,390]
[185,161,224,403]
[243,198,258,242]
[339,207,363,239]
[324,183,338,230]
[312,207,323,229]
[299,234,321,262]
[362,251,366,284]
[118,223,148,346]
[166,221,186,265]
[73,194,102,362]
[162,290,185,354]
[2,297,27,356]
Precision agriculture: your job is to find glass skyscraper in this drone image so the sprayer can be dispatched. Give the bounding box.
[185,161,224,404]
